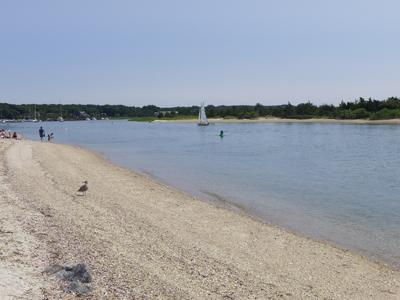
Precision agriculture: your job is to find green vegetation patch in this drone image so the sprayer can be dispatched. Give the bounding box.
[163,115,196,120]
[128,117,157,122]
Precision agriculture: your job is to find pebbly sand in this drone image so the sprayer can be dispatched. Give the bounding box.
[0,139,399,299]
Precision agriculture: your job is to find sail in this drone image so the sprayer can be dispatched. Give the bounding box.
[198,102,209,125]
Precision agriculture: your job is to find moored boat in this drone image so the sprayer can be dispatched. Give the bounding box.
[198,102,209,126]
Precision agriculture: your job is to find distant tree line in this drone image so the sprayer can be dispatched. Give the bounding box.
[1,97,400,121]
[203,97,400,120]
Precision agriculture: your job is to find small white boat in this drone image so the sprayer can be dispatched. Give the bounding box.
[58,104,64,122]
[26,105,39,122]
[198,102,209,126]
[32,105,38,122]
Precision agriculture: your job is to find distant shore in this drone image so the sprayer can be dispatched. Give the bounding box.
[1,140,399,298]
[153,117,400,125]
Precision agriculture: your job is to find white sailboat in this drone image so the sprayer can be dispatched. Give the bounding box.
[33,105,38,122]
[198,102,209,126]
[26,105,39,122]
[58,105,64,122]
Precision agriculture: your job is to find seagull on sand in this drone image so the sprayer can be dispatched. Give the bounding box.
[77,181,88,196]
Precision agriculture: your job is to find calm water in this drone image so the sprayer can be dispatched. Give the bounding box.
[6,120,400,267]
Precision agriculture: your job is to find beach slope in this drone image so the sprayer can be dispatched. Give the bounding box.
[1,140,399,299]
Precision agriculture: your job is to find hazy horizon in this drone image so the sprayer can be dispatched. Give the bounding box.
[0,96,398,108]
[1,0,399,106]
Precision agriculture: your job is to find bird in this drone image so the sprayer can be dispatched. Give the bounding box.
[77,181,88,196]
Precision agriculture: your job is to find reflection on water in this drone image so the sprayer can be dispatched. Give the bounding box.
[7,120,400,267]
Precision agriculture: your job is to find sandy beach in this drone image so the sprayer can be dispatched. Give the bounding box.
[1,140,399,299]
[154,117,400,125]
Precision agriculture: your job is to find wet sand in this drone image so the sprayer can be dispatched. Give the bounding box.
[0,139,399,299]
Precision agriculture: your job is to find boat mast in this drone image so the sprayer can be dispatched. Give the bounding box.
[198,104,201,122]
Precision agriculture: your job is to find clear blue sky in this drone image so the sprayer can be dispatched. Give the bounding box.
[1,0,399,106]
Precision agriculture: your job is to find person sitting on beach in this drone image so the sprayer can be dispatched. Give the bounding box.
[1,130,12,139]
[47,132,54,141]
[12,132,17,139]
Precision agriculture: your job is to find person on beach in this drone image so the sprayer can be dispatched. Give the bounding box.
[47,132,54,142]
[39,126,45,141]
[1,130,12,139]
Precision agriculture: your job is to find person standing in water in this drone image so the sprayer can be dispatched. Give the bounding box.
[39,126,45,141]
[219,130,224,138]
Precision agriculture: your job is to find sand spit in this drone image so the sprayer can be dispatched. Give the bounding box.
[0,140,399,299]
[154,117,400,125]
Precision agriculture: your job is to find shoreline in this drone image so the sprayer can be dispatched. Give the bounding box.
[82,142,399,270]
[153,117,400,125]
[1,139,399,298]
[64,141,400,274]
[77,144,400,270]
